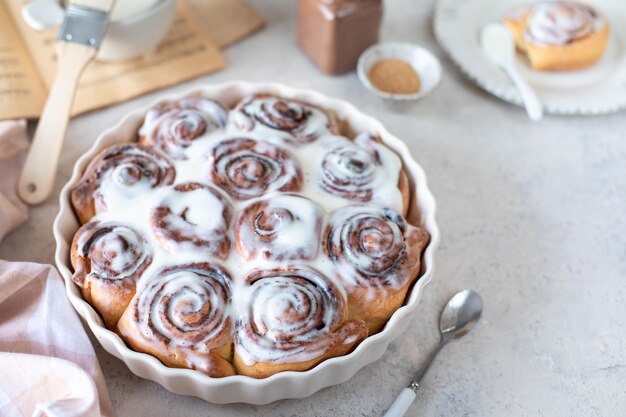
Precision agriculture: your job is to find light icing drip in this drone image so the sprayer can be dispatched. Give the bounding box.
[232,94,337,144]
[76,221,151,282]
[139,98,228,159]
[150,183,232,260]
[318,133,399,204]
[235,266,346,365]
[208,137,303,200]
[135,263,231,350]
[525,1,604,45]
[324,205,411,289]
[235,193,323,261]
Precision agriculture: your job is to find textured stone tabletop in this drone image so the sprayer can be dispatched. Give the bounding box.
[2,1,625,416]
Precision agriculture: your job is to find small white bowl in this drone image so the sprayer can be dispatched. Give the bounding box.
[22,0,175,61]
[357,42,442,100]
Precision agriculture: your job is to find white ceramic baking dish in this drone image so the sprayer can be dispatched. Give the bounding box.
[53,82,439,405]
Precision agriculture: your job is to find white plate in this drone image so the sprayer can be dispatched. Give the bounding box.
[434,0,626,115]
[53,82,440,404]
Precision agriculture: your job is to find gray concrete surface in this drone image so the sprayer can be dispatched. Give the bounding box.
[2,1,625,415]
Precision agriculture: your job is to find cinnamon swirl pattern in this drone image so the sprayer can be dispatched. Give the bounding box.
[235,194,323,261]
[139,97,228,159]
[209,138,303,200]
[150,182,232,259]
[525,2,603,46]
[504,1,609,71]
[232,94,339,144]
[323,205,429,333]
[117,263,235,377]
[71,144,176,224]
[233,266,368,378]
[71,221,152,328]
[318,133,405,208]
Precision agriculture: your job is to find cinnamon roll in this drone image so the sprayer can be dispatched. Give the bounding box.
[232,94,340,144]
[71,144,176,224]
[71,221,152,328]
[138,97,228,159]
[208,137,303,200]
[117,262,235,377]
[323,205,429,333]
[233,266,368,378]
[235,194,323,261]
[318,133,410,216]
[504,1,609,71]
[150,182,232,260]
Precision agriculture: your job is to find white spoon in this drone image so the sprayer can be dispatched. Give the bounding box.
[480,23,543,121]
[383,290,483,417]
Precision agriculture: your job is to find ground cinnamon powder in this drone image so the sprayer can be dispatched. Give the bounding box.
[368,59,421,94]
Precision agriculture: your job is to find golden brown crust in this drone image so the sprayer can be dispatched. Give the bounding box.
[70,221,151,328]
[233,320,367,378]
[347,226,429,334]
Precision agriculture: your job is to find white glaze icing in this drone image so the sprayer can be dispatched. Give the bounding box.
[232,95,334,144]
[236,193,324,261]
[525,1,605,45]
[77,222,150,281]
[234,266,346,365]
[139,98,228,159]
[82,94,412,367]
[135,264,231,352]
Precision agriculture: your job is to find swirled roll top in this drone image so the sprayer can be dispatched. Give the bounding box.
[525,2,605,45]
[233,266,368,378]
[71,144,176,224]
[232,94,340,144]
[208,137,303,200]
[117,262,235,378]
[71,221,152,328]
[150,182,232,259]
[139,98,228,159]
[235,194,324,261]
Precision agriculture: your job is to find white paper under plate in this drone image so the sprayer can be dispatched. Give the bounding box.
[434,0,626,115]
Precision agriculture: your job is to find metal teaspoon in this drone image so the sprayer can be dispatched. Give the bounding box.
[383,289,484,417]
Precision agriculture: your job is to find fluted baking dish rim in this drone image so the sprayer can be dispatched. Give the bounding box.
[53,82,440,405]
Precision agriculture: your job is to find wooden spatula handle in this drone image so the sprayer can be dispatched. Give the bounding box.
[18,42,96,205]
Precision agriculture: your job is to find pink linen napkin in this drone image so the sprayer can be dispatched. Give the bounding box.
[0,120,29,241]
[0,261,115,417]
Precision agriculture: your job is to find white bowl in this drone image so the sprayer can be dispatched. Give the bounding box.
[22,0,176,61]
[357,42,442,100]
[53,82,440,405]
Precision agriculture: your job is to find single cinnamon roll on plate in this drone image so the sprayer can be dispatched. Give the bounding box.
[323,205,429,333]
[150,182,232,259]
[117,262,235,378]
[232,94,340,144]
[71,143,176,225]
[233,265,368,378]
[318,133,410,216]
[234,193,324,261]
[208,137,303,201]
[71,221,152,328]
[504,1,609,71]
[138,97,228,159]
